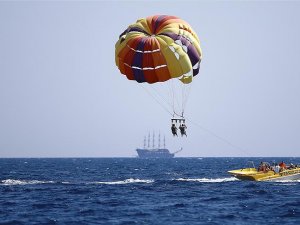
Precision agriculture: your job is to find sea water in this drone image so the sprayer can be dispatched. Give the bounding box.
[0,158,299,224]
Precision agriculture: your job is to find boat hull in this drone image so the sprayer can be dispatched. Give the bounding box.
[228,168,300,181]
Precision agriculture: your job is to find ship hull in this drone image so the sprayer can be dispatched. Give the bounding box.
[136,148,174,158]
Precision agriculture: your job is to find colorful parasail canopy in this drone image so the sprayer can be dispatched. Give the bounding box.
[115,15,202,84]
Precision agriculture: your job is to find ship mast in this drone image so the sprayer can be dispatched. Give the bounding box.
[152,131,155,149]
[158,132,161,149]
[144,132,166,149]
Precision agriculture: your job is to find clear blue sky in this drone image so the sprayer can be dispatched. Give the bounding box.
[1,1,300,157]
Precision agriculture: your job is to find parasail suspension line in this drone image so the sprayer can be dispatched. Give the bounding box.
[139,85,173,116]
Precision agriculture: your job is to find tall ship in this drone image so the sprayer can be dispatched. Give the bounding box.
[136,133,182,158]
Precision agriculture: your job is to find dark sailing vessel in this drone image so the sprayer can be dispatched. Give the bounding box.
[136,133,182,158]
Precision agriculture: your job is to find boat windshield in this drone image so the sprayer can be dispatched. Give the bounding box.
[244,161,255,169]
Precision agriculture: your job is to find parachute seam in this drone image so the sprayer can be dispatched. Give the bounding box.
[124,63,167,70]
[127,45,160,53]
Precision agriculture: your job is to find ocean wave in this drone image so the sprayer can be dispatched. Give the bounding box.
[93,178,154,185]
[0,179,55,186]
[175,177,239,183]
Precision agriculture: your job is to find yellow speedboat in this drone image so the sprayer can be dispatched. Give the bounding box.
[228,162,300,181]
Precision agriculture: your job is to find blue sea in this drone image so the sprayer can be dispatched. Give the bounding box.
[0,157,300,225]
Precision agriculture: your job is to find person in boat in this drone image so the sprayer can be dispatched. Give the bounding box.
[258,162,270,172]
[278,161,287,172]
[179,123,187,137]
[274,163,280,173]
[289,163,295,169]
[258,162,265,172]
[279,161,286,170]
[171,124,178,136]
[265,164,271,172]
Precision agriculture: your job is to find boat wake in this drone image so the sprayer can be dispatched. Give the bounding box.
[175,177,239,183]
[0,179,55,186]
[93,178,154,185]
[1,177,243,186]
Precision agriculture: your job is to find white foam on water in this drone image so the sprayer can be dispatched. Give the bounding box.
[176,177,239,183]
[93,178,154,185]
[61,181,71,184]
[1,179,55,186]
[273,179,300,183]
